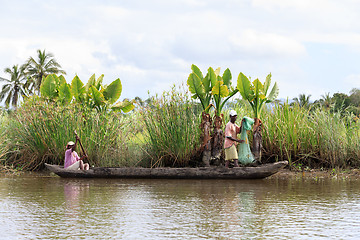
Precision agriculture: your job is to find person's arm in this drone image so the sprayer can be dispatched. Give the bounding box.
[226,136,244,143]
[74,136,88,160]
[71,136,79,152]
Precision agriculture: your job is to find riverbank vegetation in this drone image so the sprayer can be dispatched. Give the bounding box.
[1,50,359,171]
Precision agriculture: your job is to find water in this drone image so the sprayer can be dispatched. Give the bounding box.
[0,173,359,239]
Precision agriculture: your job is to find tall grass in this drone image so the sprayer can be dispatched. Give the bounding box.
[5,96,138,170]
[261,102,360,168]
[140,85,202,167]
[0,111,8,164]
[2,88,360,170]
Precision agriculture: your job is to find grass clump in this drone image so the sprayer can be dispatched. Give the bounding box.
[140,85,202,167]
[261,102,360,168]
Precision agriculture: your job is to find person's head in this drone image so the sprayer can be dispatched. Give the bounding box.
[66,141,75,149]
[229,110,237,122]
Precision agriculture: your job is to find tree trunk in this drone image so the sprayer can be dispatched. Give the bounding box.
[211,114,224,166]
[252,118,262,161]
[200,112,212,167]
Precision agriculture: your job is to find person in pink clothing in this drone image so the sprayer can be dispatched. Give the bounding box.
[224,110,244,168]
[64,135,89,170]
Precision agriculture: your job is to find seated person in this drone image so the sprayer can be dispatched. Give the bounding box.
[64,136,89,170]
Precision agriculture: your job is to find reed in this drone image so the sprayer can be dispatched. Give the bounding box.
[261,102,360,168]
[140,85,202,167]
[0,111,8,165]
[4,96,138,170]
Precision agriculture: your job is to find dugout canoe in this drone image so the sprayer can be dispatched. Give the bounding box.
[45,161,288,179]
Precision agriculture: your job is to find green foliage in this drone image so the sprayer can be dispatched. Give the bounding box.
[211,67,238,116]
[140,85,201,167]
[261,101,360,168]
[187,64,211,112]
[3,97,139,170]
[237,72,279,119]
[332,93,351,113]
[0,111,8,162]
[103,78,122,104]
[292,94,312,109]
[40,74,134,113]
[71,75,86,102]
[349,88,360,106]
[40,74,57,99]
[187,64,238,116]
[25,49,66,93]
[0,65,28,109]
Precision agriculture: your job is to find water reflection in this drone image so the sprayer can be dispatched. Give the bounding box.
[63,181,89,219]
[0,175,359,239]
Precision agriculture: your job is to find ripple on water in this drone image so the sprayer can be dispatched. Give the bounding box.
[0,176,359,239]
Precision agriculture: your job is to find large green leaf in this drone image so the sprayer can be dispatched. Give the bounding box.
[253,78,264,98]
[266,82,279,101]
[263,73,272,96]
[103,78,122,104]
[203,71,211,92]
[89,85,105,107]
[86,73,96,91]
[95,74,104,90]
[40,74,57,99]
[191,64,203,80]
[237,72,254,101]
[187,73,205,98]
[58,75,66,86]
[112,99,135,113]
[208,67,217,88]
[71,75,85,101]
[212,80,229,98]
[59,83,72,103]
[214,67,221,77]
[222,68,232,87]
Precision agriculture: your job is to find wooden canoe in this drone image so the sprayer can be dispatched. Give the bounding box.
[45,161,288,179]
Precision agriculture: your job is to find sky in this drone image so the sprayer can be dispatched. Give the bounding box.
[0,0,359,102]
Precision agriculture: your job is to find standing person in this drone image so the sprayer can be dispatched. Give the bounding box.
[64,135,89,170]
[238,116,256,165]
[224,110,244,168]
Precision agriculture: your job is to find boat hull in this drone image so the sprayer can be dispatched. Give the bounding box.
[45,161,288,179]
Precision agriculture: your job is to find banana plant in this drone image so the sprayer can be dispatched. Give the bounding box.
[40,74,72,104]
[237,72,279,160]
[211,67,239,116]
[187,64,215,166]
[210,67,239,162]
[40,74,135,113]
[187,64,239,166]
[187,64,213,113]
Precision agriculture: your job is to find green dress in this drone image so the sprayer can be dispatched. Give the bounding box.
[238,116,255,165]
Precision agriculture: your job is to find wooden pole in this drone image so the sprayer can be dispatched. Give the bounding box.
[74,130,88,159]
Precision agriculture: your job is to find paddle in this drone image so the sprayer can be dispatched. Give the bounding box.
[74,130,88,160]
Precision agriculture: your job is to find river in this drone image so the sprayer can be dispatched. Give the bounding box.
[0,172,359,239]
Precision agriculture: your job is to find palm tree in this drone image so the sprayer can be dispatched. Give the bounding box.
[25,49,66,94]
[0,65,28,109]
[292,94,311,108]
[320,92,333,109]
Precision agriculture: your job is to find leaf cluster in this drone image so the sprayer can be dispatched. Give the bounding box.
[40,73,135,113]
[187,64,238,116]
[237,72,279,119]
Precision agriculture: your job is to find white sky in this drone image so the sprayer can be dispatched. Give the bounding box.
[1,0,359,102]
